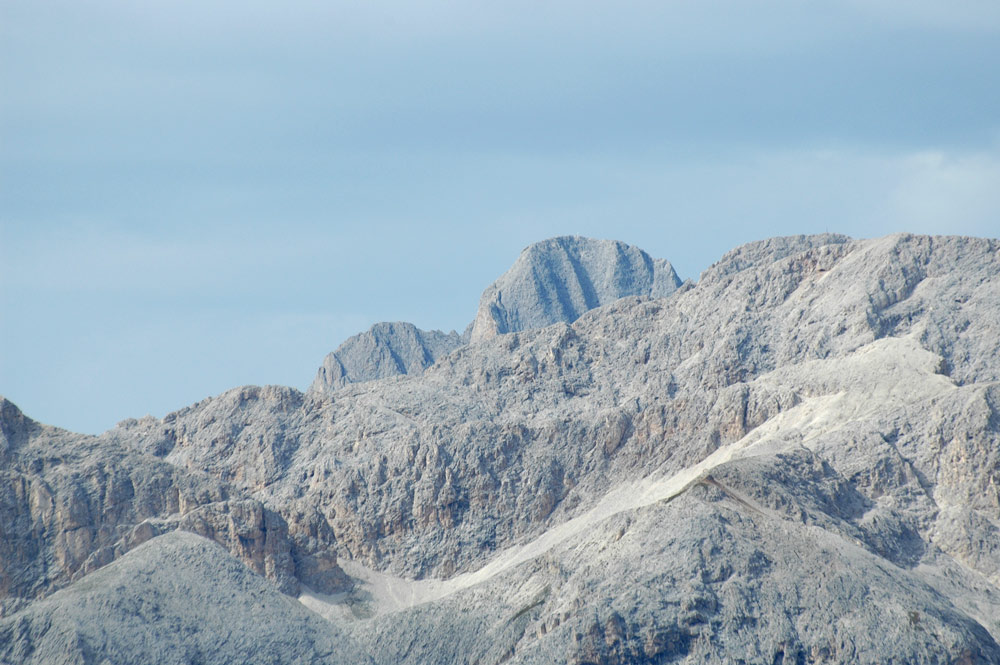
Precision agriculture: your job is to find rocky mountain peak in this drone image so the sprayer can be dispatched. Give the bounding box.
[311,237,681,394]
[0,395,37,461]
[468,236,681,343]
[310,322,463,394]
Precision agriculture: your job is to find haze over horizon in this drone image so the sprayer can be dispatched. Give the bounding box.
[2,0,999,434]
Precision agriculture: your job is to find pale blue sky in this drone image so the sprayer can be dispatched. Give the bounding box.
[2,0,999,434]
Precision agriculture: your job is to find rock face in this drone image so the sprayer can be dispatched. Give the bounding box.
[311,322,463,393]
[468,236,681,343]
[0,393,348,610]
[3,232,1000,664]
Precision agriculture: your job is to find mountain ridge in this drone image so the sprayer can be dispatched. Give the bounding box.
[2,232,1000,664]
[310,236,683,394]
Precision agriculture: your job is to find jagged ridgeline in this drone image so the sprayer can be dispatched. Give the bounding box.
[311,236,681,391]
[3,234,1000,665]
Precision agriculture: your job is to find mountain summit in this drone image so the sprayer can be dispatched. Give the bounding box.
[311,236,681,393]
[468,235,681,342]
[310,322,463,392]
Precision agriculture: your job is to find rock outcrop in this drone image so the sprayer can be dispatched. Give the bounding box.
[0,394,348,610]
[2,233,1000,664]
[311,322,464,393]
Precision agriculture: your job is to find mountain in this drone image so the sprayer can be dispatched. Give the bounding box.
[468,235,681,342]
[0,531,371,665]
[311,322,463,393]
[2,233,1000,664]
[311,236,681,394]
[0,389,348,606]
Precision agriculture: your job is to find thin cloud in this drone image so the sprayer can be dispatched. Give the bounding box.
[887,150,1000,235]
[2,0,998,436]
[845,0,1000,32]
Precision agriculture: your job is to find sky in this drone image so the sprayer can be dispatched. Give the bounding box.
[2,0,999,435]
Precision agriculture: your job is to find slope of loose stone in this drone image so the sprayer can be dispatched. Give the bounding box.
[338,454,1000,664]
[0,531,371,665]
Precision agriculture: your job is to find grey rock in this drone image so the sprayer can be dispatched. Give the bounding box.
[312,237,681,394]
[468,236,681,343]
[4,232,1000,664]
[100,235,1000,587]
[698,232,851,282]
[0,394,349,605]
[139,236,994,580]
[348,452,1000,664]
[0,531,371,665]
[311,322,463,394]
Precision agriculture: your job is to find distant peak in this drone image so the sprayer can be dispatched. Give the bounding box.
[309,322,463,394]
[469,236,680,343]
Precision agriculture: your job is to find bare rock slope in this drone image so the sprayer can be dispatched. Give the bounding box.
[0,531,371,665]
[3,232,1000,664]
